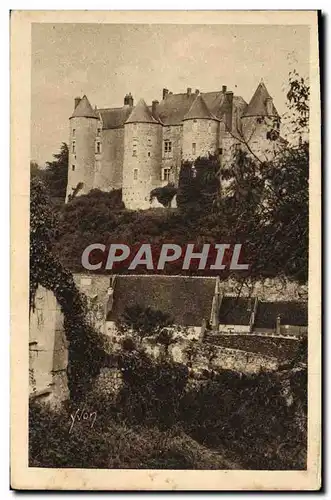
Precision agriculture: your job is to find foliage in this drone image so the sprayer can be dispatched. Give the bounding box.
[117,351,189,429]
[117,305,174,342]
[286,70,310,133]
[29,400,234,469]
[44,142,69,202]
[30,177,108,400]
[150,183,177,207]
[177,154,220,214]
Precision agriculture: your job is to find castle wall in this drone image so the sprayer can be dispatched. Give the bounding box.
[240,116,281,161]
[123,122,162,210]
[93,128,124,191]
[161,125,183,186]
[66,116,98,201]
[182,119,219,161]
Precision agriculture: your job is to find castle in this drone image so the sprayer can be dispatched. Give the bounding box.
[66,82,280,209]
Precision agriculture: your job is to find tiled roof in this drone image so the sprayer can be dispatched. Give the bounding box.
[70,95,99,119]
[183,94,218,121]
[107,275,217,326]
[254,301,308,329]
[243,82,278,117]
[125,98,159,124]
[219,297,253,326]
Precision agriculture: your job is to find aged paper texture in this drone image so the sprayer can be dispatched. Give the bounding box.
[11,10,321,490]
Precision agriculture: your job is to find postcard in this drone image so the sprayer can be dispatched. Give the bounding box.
[11,10,321,490]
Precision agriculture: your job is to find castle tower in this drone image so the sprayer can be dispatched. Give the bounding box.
[123,99,162,210]
[182,94,219,161]
[66,95,99,202]
[240,81,280,158]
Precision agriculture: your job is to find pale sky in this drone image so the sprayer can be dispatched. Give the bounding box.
[31,23,309,165]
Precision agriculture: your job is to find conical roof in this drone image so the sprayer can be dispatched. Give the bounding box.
[70,95,99,119]
[244,82,278,117]
[183,94,217,121]
[125,98,159,124]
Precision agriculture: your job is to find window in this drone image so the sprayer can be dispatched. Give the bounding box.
[162,168,170,182]
[192,143,196,155]
[132,148,137,157]
[133,169,138,180]
[148,152,151,157]
[164,140,172,154]
[72,141,76,154]
[72,165,75,171]
[97,128,101,136]
[72,129,76,137]
[218,148,223,155]
[96,141,101,154]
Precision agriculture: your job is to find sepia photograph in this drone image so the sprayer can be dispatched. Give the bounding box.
[11,10,321,490]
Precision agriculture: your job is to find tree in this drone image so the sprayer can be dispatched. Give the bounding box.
[118,305,173,344]
[44,142,69,201]
[217,71,309,283]
[150,183,177,208]
[176,154,221,214]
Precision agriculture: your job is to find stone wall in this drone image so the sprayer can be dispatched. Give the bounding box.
[161,125,182,187]
[123,122,163,209]
[93,128,124,191]
[220,277,308,302]
[67,115,98,201]
[182,119,219,161]
[29,286,69,406]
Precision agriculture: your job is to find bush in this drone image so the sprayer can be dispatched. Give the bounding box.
[117,351,189,428]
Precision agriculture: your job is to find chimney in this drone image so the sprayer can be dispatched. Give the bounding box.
[74,97,81,109]
[223,91,234,131]
[163,88,169,100]
[124,93,134,106]
[195,89,200,95]
[187,87,192,96]
[152,100,159,117]
[222,85,227,93]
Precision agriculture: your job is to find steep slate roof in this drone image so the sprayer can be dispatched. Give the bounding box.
[219,297,253,326]
[107,275,217,326]
[183,94,218,121]
[243,82,278,118]
[254,301,308,329]
[125,98,159,124]
[70,95,99,119]
[96,90,249,129]
[98,107,133,129]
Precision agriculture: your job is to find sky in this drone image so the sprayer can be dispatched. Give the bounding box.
[31,23,309,166]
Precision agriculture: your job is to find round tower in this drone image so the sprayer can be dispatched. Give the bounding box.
[66,95,98,202]
[182,94,219,161]
[123,99,162,210]
[240,81,280,158]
